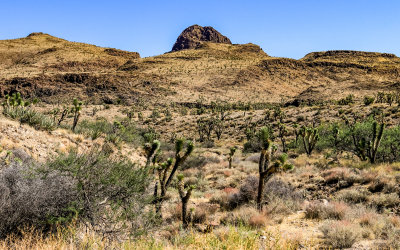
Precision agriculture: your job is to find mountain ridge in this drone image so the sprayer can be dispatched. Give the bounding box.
[0,26,399,105]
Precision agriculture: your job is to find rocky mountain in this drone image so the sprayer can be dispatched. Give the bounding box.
[172,25,232,51]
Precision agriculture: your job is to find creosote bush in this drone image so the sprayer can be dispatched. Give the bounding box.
[36,148,155,237]
[319,220,360,248]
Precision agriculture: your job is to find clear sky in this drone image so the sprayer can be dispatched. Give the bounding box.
[1,0,399,58]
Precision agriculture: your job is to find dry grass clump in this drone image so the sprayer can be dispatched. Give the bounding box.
[305,201,349,220]
[359,170,378,184]
[226,176,303,213]
[370,193,400,210]
[0,224,310,250]
[321,167,357,186]
[192,203,219,224]
[359,212,379,227]
[319,220,361,248]
[248,214,268,228]
[220,206,265,228]
[368,175,398,193]
[337,188,370,204]
[209,191,230,210]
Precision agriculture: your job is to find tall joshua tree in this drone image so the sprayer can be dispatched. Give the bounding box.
[352,121,385,164]
[299,126,319,156]
[256,127,293,211]
[228,146,237,169]
[153,139,194,216]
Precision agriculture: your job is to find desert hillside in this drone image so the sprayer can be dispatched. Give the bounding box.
[1,26,399,105]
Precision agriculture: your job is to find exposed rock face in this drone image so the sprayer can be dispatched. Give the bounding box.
[302,50,398,61]
[104,48,140,59]
[172,25,232,51]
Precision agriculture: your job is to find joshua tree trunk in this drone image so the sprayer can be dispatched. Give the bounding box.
[256,173,265,211]
[181,195,190,228]
[72,112,80,131]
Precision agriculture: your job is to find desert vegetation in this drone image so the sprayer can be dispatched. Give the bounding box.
[1,90,400,249]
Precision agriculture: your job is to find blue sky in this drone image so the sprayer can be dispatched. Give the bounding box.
[1,0,399,58]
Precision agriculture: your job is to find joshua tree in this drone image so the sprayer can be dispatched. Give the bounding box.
[56,106,69,126]
[352,121,385,163]
[299,126,319,156]
[272,107,285,123]
[386,93,394,106]
[211,100,231,121]
[153,139,194,216]
[277,123,288,153]
[228,146,237,169]
[292,124,300,146]
[214,118,224,140]
[256,127,293,211]
[176,174,196,228]
[197,117,214,142]
[144,140,161,167]
[71,98,82,131]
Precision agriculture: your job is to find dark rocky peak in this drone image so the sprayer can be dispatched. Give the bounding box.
[172,24,232,51]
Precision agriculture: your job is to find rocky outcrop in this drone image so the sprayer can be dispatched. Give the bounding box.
[172,25,231,51]
[104,48,140,59]
[302,50,399,62]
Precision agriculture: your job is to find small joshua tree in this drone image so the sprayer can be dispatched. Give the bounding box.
[52,106,70,126]
[214,117,225,140]
[228,146,237,169]
[58,107,69,126]
[71,98,82,131]
[153,139,194,216]
[144,140,161,167]
[176,174,195,228]
[197,117,214,142]
[256,127,293,211]
[299,126,319,156]
[272,107,285,123]
[292,123,300,146]
[277,123,288,153]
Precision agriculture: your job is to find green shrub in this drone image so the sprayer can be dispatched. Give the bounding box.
[2,106,55,131]
[40,148,155,237]
[337,94,355,105]
[75,118,145,147]
[363,96,375,106]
